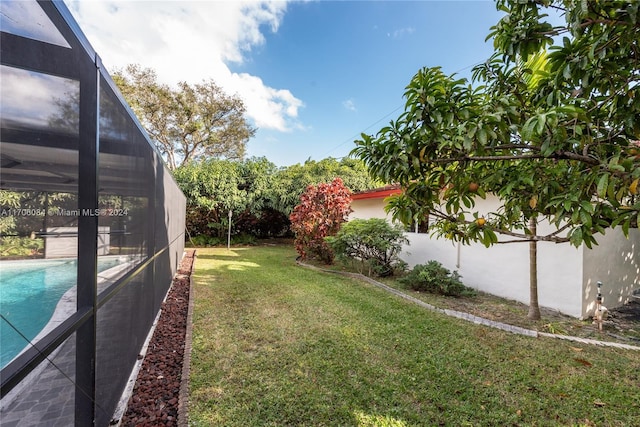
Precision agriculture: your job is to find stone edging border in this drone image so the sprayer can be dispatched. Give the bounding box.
[297,261,640,352]
[178,250,196,427]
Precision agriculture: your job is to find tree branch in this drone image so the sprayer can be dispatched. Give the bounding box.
[492,227,571,244]
[547,223,571,238]
[427,154,546,163]
[486,144,541,152]
[553,150,600,165]
[422,149,601,166]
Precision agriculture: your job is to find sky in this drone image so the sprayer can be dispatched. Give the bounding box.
[64,1,507,167]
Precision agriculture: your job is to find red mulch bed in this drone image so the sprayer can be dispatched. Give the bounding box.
[119,250,195,427]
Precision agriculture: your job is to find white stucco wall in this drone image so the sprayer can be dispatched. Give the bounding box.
[45,226,110,258]
[582,228,640,317]
[349,198,393,221]
[349,196,603,318]
[401,221,585,318]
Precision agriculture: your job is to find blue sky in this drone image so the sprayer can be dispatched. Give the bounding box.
[66,1,506,167]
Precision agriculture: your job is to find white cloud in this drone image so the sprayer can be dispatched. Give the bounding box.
[227,72,304,132]
[1,65,78,128]
[342,98,357,112]
[388,27,415,39]
[64,0,304,132]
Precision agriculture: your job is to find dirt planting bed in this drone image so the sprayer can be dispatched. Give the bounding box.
[118,250,195,427]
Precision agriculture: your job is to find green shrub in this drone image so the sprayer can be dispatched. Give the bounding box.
[398,260,475,297]
[189,234,223,247]
[231,233,257,245]
[0,236,44,258]
[326,218,408,277]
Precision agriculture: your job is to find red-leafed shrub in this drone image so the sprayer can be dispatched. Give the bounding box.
[289,177,352,264]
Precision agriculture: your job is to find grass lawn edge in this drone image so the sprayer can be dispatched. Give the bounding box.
[296,260,640,352]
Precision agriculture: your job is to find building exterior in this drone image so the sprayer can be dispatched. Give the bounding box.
[0,1,186,425]
[350,188,639,319]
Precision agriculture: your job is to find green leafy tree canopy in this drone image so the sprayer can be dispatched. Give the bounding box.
[113,64,256,170]
[352,0,639,320]
[173,157,377,239]
[173,157,276,238]
[353,0,639,249]
[271,157,382,215]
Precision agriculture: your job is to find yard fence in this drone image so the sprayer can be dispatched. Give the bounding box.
[0,1,186,425]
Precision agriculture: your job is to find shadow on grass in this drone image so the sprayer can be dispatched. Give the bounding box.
[195,250,250,260]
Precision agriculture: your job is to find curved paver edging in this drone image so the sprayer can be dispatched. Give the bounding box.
[297,261,640,351]
[178,251,197,427]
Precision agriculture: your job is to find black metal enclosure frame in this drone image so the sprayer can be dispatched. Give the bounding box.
[0,1,186,425]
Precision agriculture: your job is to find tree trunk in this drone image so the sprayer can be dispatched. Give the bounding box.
[528,217,541,320]
[166,150,176,171]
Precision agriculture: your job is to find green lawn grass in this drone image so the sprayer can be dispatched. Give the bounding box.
[189,245,640,426]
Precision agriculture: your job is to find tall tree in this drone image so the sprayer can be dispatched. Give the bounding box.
[113,64,255,170]
[352,0,639,320]
[173,157,276,238]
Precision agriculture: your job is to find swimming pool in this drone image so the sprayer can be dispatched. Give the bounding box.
[0,257,128,368]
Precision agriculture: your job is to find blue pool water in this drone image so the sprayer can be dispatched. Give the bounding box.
[0,257,122,368]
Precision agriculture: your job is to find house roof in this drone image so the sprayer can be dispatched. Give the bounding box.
[351,184,402,200]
